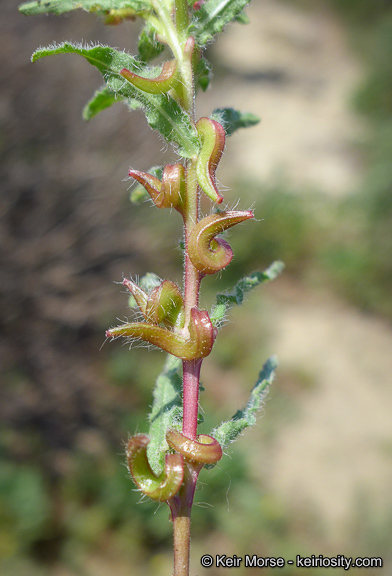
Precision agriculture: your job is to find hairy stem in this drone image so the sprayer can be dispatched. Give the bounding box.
[182,359,202,439]
[162,1,203,574]
[173,516,191,576]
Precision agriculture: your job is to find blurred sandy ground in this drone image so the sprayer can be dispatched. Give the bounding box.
[198,0,392,560]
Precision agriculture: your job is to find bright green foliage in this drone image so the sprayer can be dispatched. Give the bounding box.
[211,107,260,136]
[146,355,183,476]
[83,86,117,120]
[32,43,200,157]
[19,0,149,16]
[210,261,285,326]
[191,0,252,46]
[210,356,277,451]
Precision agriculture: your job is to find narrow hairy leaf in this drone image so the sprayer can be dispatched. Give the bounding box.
[19,0,149,16]
[191,0,252,46]
[83,86,118,120]
[32,43,200,157]
[210,356,277,450]
[147,355,183,476]
[211,107,260,136]
[138,24,165,62]
[210,260,285,325]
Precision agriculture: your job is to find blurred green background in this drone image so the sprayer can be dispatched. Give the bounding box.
[1,0,392,574]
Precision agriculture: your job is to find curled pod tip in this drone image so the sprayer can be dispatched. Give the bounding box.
[129,169,162,204]
[129,164,185,213]
[189,210,254,275]
[106,306,214,360]
[123,278,148,316]
[159,164,186,212]
[196,117,226,204]
[126,435,183,501]
[120,59,178,95]
[188,308,216,358]
[166,430,223,464]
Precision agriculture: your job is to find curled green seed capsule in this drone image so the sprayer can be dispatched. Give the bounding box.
[196,117,226,204]
[126,435,183,501]
[129,164,185,213]
[120,59,178,94]
[188,210,254,274]
[123,277,185,328]
[106,308,215,360]
[166,430,223,464]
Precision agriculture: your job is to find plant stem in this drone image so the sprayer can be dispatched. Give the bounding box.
[170,461,202,576]
[173,516,191,576]
[161,1,204,574]
[182,359,202,439]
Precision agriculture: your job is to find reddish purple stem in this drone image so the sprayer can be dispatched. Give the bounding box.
[182,358,202,440]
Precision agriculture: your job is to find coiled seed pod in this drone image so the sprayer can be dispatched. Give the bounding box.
[126,435,183,501]
[129,164,185,213]
[106,307,215,360]
[166,430,222,464]
[188,210,254,274]
[123,278,185,328]
[196,117,225,204]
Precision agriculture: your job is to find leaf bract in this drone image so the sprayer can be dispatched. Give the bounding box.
[147,355,183,476]
[32,42,200,157]
[210,356,277,451]
[83,86,118,120]
[191,0,252,46]
[211,107,260,136]
[210,260,284,326]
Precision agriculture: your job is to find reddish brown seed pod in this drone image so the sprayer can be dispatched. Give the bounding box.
[166,430,222,464]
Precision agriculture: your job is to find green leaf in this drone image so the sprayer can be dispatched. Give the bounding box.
[191,0,252,46]
[32,42,200,157]
[138,24,165,63]
[83,86,118,120]
[210,261,284,326]
[210,356,277,451]
[195,56,212,92]
[210,107,260,136]
[147,355,183,476]
[19,0,149,17]
[234,10,249,24]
